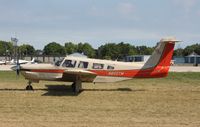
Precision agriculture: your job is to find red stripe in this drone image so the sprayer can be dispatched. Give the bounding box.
[31,69,64,73]
[90,65,169,78]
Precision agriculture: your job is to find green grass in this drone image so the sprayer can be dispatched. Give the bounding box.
[0,72,200,127]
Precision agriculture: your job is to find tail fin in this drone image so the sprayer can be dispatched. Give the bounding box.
[140,37,180,77]
[143,37,180,69]
[10,59,14,64]
[31,58,35,63]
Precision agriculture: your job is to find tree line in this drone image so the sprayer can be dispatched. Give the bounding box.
[0,40,199,60]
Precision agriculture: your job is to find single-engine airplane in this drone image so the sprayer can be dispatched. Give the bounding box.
[12,37,180,93]
[0,60,6,65]
[10,58,36,65]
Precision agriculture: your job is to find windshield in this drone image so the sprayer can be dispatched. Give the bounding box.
[55,58,64,66]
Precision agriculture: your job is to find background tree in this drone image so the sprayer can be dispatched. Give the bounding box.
[136,46,154,55]
[35,49,43,55]
[1,39,199,59]
[117,42,137,59]
[98,43,119,60]
[19,44,35,56]
[43,42,65,55]
[77,43,95,58]
[97,42,137,60]
[0,41,13,56]
[174,48,184,56]
[64,42,77,54]
[182,44,200,56]
[0,41,6,55]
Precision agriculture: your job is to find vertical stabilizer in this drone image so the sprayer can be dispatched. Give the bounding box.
[143,37,180,69]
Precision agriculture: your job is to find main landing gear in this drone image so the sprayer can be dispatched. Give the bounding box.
[25,78,82,93]
[26,81,33,90]
[71,80,82,94]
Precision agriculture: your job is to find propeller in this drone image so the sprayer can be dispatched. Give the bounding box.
[11,60,21,77]
[15,57,21,77]
[16,63,20,76]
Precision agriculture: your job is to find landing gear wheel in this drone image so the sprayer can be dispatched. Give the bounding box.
[26,85,33,90]
[71,82,76,92]
[26,81,34,90]
[71,80,82,94]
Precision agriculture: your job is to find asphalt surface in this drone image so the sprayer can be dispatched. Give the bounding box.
[0,65,13,71]
[169,66,200,72]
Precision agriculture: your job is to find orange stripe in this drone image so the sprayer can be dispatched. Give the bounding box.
[90,66,169,78]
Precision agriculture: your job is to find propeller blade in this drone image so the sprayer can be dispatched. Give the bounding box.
[16,56,20,76]
[11,64,21,76]
[16,64,20,76]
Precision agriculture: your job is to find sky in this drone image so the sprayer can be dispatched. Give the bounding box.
[0,0,200,49]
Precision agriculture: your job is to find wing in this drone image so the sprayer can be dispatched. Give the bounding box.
[62,69,97,82]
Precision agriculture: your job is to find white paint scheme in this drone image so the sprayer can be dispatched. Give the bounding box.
[20,58,140,82]
[93,76,132,83]
[0,60,6,65]
[10,58,36,65]
[22,63,57,70]
[61,56,144,70]
[21,71,63,81]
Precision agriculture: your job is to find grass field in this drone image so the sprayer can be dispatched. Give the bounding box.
[0,72,200,127]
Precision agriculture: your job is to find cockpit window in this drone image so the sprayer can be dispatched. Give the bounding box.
[93,63,104,69]
[55,58,64,66]
[107,65,114,70]
[62,59,76,68]
[78,61,88,69]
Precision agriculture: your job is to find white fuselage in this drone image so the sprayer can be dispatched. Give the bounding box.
[20,56,145,83]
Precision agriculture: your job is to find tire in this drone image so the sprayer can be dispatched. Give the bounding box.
[26,85,33,90]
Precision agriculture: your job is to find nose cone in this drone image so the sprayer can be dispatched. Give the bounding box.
[11,65,21,71]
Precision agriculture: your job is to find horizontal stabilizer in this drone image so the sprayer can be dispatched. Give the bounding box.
[160,37,181,43]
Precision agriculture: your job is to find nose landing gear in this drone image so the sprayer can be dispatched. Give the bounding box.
[26,81,33,90]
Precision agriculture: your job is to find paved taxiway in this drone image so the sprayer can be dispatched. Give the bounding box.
[169,66,200,72]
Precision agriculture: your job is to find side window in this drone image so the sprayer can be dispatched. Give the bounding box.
[62,59,76,68]
[78,61,88,68]
[93,63,104,69]
[107,65,114,70]
[55,58,64,66]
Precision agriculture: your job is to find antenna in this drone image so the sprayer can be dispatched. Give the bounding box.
[11,37,19,63]
[11,37,20,76]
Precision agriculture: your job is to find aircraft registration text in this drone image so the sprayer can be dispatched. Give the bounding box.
[108,71,124,76]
